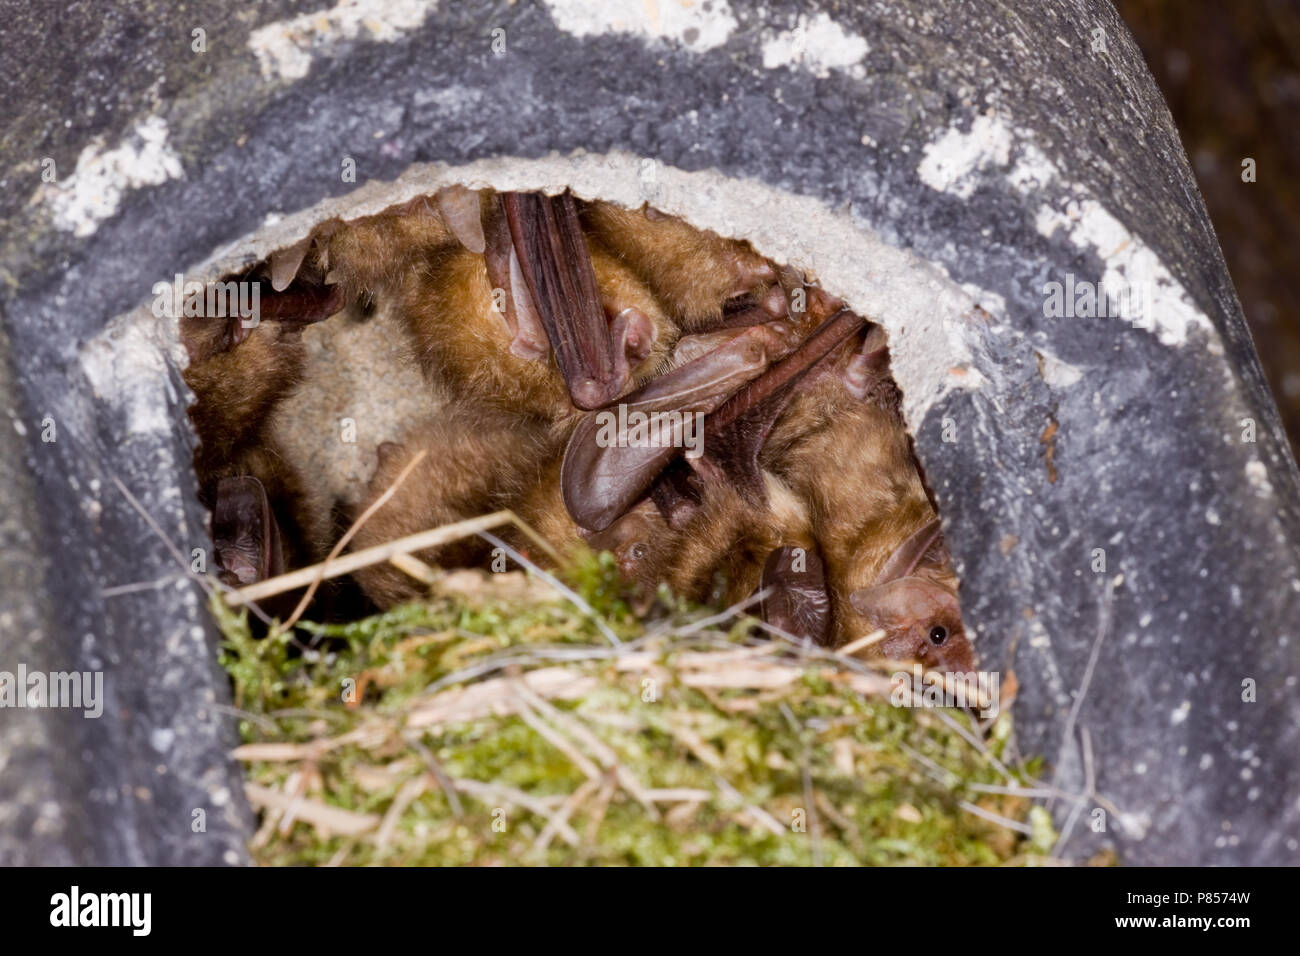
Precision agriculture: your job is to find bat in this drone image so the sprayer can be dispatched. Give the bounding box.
[344,404,558,609]
[181,269,343,583]
[559,318,799,531]
[328,189,676,421]
[579,200,789,331]
[846,517,973,673]
[761,344,975,671]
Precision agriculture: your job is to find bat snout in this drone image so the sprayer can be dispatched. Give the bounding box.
[848,576,974,672]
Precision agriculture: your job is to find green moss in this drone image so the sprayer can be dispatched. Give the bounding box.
[218,554,1053,866]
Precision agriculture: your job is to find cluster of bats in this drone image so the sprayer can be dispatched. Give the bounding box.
[180,187,975,673]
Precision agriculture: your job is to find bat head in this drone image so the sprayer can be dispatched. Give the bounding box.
[846,516,975,672]
[585,504,662,583]
[849,576,973,672]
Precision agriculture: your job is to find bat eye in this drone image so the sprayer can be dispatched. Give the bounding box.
[630,543,647,560]
[928,625,948,645]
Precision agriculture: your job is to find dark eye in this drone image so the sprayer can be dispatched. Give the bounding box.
[630,543,647,560]
[928,625,948,645]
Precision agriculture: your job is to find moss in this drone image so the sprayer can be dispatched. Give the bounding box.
[218,554,1054,866]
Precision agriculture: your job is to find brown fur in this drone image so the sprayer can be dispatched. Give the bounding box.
[347,406,559,608]
[662,474,814,606]
[181,316,325,566]
[316,202,454,301]
[397,240,676,421]
[505,458,813,614]
[580,201,777,332]
[765,368,948,650]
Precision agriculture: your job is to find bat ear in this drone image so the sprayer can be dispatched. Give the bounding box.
[850,576,960,620]
[759,545,832,645]
[872,517,943,586]
[851,578,973,672]
[212,475,281,586]
[435,185,486,254]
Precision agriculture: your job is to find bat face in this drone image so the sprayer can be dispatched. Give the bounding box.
[579,200,787,331]
[848,576,974,673]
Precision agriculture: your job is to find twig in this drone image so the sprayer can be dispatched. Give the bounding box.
[409,737,464,818]
[225,511,516,606]
[515,696,602,781]
[375,776,427,850]
[665,588,769,639]
[452,779,580,846]
[478,531,621,646]
[278,450,428,632]
[99,572,188,597]
[245,782,379,837]
[838,629,887,657]
[511,677,658,818]
[958,800,1035,836]
[532,778,602,856]
[1051,578,1114,806]
[713,775,786,837]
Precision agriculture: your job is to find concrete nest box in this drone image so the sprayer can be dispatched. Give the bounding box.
[1,0,1297,865]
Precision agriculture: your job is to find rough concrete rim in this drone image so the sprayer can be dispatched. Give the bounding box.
[2,0,1298,865]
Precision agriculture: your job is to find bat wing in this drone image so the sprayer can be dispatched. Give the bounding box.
[561,321,794,531]
[699,308,869,506]
[504,191,625,409]
[483,196,550,360]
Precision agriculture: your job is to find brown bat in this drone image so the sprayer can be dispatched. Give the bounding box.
[311,189,468,303]
[762,343,975,672]
[323,189,679,422]
[579,200,789,331]
[345,405,559,609]
[513,454,820,623]
[181,271,343,584]
[556,292,972,669]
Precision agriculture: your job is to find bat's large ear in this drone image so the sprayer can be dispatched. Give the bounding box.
[758,545,832,645]
[849,575,959,623]
[212,475,282,586]
[503,190,620,409]
[560,323,784,531]
[435,185,486,254]
[871,517,943,587]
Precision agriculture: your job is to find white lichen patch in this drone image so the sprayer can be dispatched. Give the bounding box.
[542,0,738,53]
[917,111,1215,350]
[1007,143,1057,195]
[917,113,1014,200]
[1036,347,1083,389]
[40,117,182,238]
[760,13,869,78]
[78,311,177,439]
[1034,199,1213,347]
[1245,458,1274,497]
[249,0,441,81]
